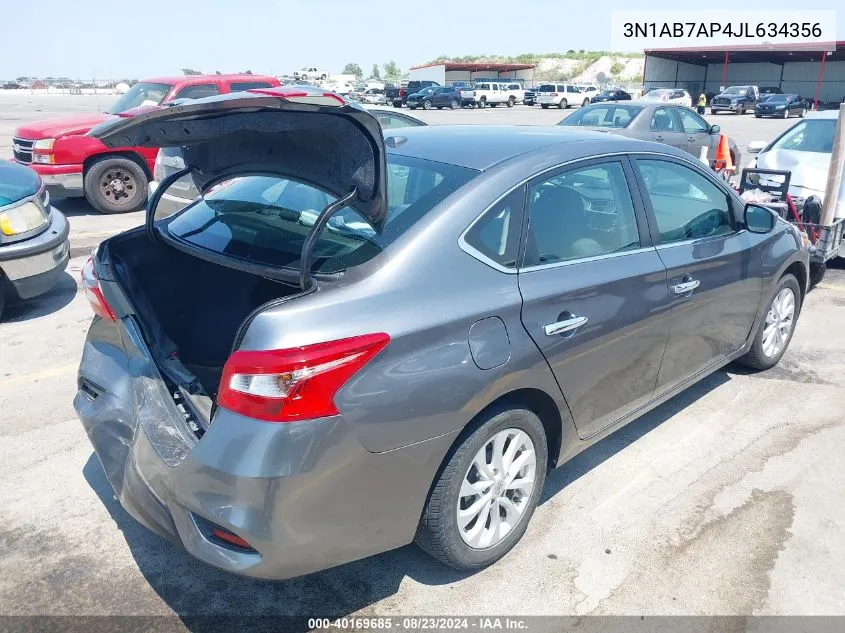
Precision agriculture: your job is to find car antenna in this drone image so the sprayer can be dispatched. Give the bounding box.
[299,188,358,291]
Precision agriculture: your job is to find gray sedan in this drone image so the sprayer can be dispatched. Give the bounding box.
[560,101,742,168]
[75,88,806,580]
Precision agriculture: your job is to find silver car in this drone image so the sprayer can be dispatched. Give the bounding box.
[75,87,807,580]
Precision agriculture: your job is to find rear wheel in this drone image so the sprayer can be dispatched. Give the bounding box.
[755,113,762,118]
[415,407,548,570]
[541,104,549,109]
[737,274,801,370]
[711,109,717,115]
[507,96,515,108]
[800,108,807,118]
[84,156,147,214]
[479,97,487,109]
[558,98,568,109]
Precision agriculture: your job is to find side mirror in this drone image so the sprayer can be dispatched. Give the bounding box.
[709,124,720,135]
[747,141,767,154]
[745,203,776,234]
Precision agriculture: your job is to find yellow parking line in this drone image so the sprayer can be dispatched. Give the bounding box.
[0,363,77,388]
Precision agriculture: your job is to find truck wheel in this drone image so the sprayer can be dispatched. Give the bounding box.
[415,406,548,570]
[541,104,549,109]
[490,103,498,108]
[711,109,717,115]
[479,98,487,109]
[320,74,327,80]
[558,98,568,109]
[84,157,147,215]
[507,97,515,108]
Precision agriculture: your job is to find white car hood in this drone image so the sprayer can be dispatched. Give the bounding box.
[756,149,845,219]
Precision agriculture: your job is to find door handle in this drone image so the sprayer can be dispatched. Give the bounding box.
[544,315,588,336]
[673,279,700,295]
[687,136,696,142]
[654,135,664,141]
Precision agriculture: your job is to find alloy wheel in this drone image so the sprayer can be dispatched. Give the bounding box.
[457,428,537,549]
[762,288,796,358]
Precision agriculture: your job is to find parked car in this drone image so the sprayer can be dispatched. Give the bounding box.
[576,85,600,106]
[383,82,403,104]
[523,88,537,106]
[759,87,783,103]
[11,74,281,214]
[393,80,439,107]
[748,110,845,225]
[642,89,693,108]
[464,82,514,108]
[502,82,525,105]
[754,94,807,119]
[293,67,330,81]
[559,102,741,167]
[147,100,427,219]
[76,86,807,580]
[591,89,632,103]
[0,161,69,320]
[408,86,464,110]
[406,86,441,110]
[360,88,388,106]
[537,83,582,109]
[711,85,759,115]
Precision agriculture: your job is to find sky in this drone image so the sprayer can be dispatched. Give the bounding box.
[1,0,842,80]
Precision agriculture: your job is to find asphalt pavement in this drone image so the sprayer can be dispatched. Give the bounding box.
[2,93,844,627]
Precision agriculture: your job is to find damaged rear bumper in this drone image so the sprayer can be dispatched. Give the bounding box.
[74,317,455,579]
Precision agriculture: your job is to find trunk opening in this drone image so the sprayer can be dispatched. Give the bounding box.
[108,233,301,399]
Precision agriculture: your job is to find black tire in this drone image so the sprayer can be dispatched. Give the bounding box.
[84,156,147,214]
[479,98,487,109]
[582,98,590,107]
[393,100,402,108]
[800,108,806,118]
[558,98,568,109]
[450,99,459,109]
[755,113,762,118]
[783,108,789,119]
[409,105,417,110]
[490,103,498,108]
[415,406,548,570]
[541,104,549,109]
[507,97,515,108]
[737,273,802,371]
[809,262,826,287]
[711,109,717,115]
[423,99,432,110]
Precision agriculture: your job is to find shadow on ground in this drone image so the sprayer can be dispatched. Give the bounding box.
[2,270,77,322]
[84,370,728,631]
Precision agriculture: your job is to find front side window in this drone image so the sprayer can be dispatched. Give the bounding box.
[636,159,733,244]
[164,156,478,273]
[371,112,425,129]
[464,188,524,269]
[523,161,640,266]
[678,108,709,133]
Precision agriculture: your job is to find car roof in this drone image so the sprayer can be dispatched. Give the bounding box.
[384,125,672,171]
[141,74,277,85]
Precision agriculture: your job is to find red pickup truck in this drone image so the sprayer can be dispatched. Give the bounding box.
[12,73,280,214]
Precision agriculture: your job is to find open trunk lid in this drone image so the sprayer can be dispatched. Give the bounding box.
[87,86,388,232]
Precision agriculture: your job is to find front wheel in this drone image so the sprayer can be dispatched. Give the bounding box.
[451,98,459,109]
[737,274,801,370]
[415,407,548,570]
[423,99,432,110]
[582,98,590,107]
[507,96,515,108]
[755,113,762,118]
[782,108,789,119]
[800,108,807,118]
[84,156,147,214]
[711,109,717,115]
[479,98,487,109]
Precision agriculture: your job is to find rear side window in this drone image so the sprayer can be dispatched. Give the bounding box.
[175,84,220,99]
[650,108,679,132]
[523,161,640,266]
[559,104,643,128]
[463,188,525,269]
[163,156,479,274]
[477,83,490,90]
[229,81,274,91]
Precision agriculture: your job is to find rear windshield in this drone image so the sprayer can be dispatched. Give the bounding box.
[162,155,478,274]
[538,84,555,92]
[765,95,790,103]
[107,82,172,113]
[559,104,643,128]
[770,119,836,154]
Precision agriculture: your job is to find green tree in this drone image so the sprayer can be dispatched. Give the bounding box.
[370,64,381,80]
[610,61,624,76]
[382,60,401,80]
[343,63,363,79]
[181,68,202,75]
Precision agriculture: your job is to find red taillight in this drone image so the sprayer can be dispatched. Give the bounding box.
[217,333,390,422]
[211,528,253,550]
[81,257,115,321]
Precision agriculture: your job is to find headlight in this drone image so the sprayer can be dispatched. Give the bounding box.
[32,138,56,164]
[0,201,48,236]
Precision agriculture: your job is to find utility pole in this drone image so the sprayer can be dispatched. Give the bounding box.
[820,103,845,227]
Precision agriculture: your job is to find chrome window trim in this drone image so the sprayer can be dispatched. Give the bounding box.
[520,246,656,272]
[458,149,716,274]
[654,229,747,251]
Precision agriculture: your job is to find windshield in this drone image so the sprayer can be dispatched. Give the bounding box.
[723,87,746,95]
[559,104,643,128]
[766,95,790,103]
[770,119,836,154]
[162,155,479,274]
[107,82,172,114]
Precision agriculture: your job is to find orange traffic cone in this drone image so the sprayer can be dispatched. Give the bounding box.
[714,133,734,173]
